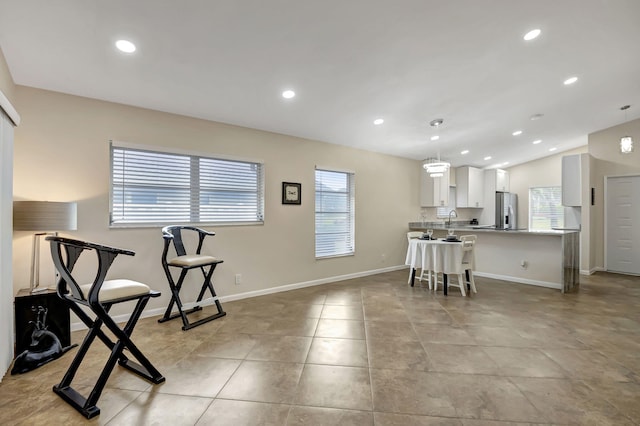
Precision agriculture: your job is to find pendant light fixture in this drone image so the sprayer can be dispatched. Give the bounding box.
[619,105,634,154]
[423,118,450,177]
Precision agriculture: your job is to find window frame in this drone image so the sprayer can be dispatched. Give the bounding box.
[314,168,355,259]
[528,186,565,230]
[109,141,264,228]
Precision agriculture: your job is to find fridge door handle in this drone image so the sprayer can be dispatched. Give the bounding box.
[508,205,515,229]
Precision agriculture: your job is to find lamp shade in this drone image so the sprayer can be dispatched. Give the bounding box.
[14,201,77,231]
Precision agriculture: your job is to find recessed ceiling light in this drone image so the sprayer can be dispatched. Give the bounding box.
[282,90,296,99]
[484,156,492,161]
[430,135,440,141]
[512,130,522,136]
[461,150,469,155]
[115,39,136,53]
[502,162,510,166]
[530,113,544,121]
[429,118,444,127]
[563,76,578,85]
[532,139,542,144]
[373,118,384,125]
[549,147,557,152]
[523,29,541,41]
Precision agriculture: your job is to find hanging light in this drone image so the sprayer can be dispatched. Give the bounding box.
[423,118,450,177]
[619,105,634,154]
[423,158,450,177]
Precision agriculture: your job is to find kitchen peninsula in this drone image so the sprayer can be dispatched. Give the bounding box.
[408,223,579,293]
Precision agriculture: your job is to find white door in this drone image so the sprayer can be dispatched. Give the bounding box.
[606,175,640,275]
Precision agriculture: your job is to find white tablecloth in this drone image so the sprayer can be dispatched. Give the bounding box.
[405,239,475,275]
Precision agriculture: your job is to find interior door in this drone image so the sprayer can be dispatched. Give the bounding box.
[606,175,640,275]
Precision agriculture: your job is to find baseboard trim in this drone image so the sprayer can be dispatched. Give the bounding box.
[71,264,407,331]
[472,271,562,290]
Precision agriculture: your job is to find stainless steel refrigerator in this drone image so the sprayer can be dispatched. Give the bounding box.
[495,192,517,229]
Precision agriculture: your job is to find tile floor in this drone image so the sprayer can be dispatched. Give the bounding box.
[1,270,639,425]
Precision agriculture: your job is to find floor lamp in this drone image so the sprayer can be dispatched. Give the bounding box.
[13,201,77,293]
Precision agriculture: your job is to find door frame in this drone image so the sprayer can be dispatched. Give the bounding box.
[604,173,640,274]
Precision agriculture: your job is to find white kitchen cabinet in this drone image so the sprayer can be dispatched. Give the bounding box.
[479,168,509,225]
[420,166,450,207]
[485,169,509,192]
[562,154,581,206]
[456,166,484,208]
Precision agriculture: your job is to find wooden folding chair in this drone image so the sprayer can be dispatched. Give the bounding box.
[158,225,226,330]
[47,236,165,419]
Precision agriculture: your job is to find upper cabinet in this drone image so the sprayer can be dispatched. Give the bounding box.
[479,168,509,225]
[562,153,591,207]
[456,166,484,208]
[485,168,510,192]
[420,164,450,207]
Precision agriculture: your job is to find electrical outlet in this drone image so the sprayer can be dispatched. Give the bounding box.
[520,260,527,269]
[235,274,242,285]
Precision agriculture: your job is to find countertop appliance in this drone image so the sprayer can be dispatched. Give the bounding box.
[496,192,517,230]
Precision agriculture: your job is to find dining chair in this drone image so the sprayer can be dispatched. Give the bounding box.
[158,225,226,330]
[406,231,435,289]
[433,235,477,296]
[460,235,478,294]
[47,236,165,419]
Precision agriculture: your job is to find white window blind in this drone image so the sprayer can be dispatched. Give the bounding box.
[110,143,264,226]
[315,169,355,258]
[529,186,564,230]
[436,187,456,218]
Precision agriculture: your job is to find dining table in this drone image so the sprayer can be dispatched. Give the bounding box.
[405,237,475,296]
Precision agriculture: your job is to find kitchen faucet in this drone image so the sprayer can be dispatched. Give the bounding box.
[448,209,457,226]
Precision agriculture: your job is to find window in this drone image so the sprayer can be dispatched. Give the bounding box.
[529,186,564,230]
[315,169,355,258]
[436,186,456,218]
[110,143,264,226]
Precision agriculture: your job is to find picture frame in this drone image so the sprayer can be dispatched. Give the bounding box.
[282,182,301,205]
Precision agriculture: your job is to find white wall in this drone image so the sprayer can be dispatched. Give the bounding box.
[0,106,14,381]
[0,47,16,381]
[12,86,421,319]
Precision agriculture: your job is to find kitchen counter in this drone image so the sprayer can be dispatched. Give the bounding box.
[408,222,579,237]
[408,222,579,293]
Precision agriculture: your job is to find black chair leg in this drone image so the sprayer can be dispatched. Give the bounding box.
[54,296,164,419]
[158,263,226,330]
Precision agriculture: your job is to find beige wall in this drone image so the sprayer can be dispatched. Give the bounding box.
[12,86,420,316]
[0,48,15,105]
[508,145,588,228]
[508,146,591,272]
[588,117,640,269]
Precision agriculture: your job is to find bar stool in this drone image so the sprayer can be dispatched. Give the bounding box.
[158,225,226,330]
[47,236,165,419]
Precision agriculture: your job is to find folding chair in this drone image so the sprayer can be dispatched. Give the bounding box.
[46,236,165,419]
[158,225,226,330]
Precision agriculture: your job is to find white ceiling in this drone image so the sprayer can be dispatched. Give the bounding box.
[1,0,640,168]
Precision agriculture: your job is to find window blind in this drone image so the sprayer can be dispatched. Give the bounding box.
[315,169,355,258]
[436,186,456,218]
[110,143,264,226]
[529,186,564,230]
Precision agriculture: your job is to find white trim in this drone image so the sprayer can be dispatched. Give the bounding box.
[315,165,356,174]
[71,264,406,331]
[0,89,20,126]
[472,271,562,290]
[110,139,264,165]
